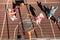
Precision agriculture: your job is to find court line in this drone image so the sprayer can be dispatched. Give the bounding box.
[0,0,10,40]
[14,24,18,39]
[50,20,56,40]
[25,2,60,4]
[38,24,44,38]
[44,0,60,4]
[0,2,60,4]
[0,12,6,40]
[14,21,25,40]
[14,22,21,39]
[0,3,12,4]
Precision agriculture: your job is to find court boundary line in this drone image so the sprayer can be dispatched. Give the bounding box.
[14,22,25,40]
[14,21,21,39]
[26,2,60,4]
[0,12,6,40]
[14,24,18,39]
[0,2,60,4]
[50,20,56,40]
[0,3,12,4]
[45,2,60,4]
[0,0,10,40]
[38,24,44,37]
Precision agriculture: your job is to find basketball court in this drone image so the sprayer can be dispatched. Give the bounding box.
[0,0,60,40]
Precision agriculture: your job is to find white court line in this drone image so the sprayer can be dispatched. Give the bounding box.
[38,24,44,38]
[26,2,60,4]
[0,0,10,40]
[0,13,6,40]
[44,0,60,4]
[14,25,18,39]
[50,20,56,40]
[0,3,12,4]
[14,22,21,39]
[0,2,60,4]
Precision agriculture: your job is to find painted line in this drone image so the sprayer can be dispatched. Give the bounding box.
[0,1,60,4]
[45,2,60,4]
[14,21,25,40]
[1,2,60,4]
[0,13,6,40]
[50,20,56,40]
[14,25,18,39]
[0,0,10,40]
[25,2,60,4]
[38,24,44,38]
[14,22,21,39]
[0,3,12,4]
